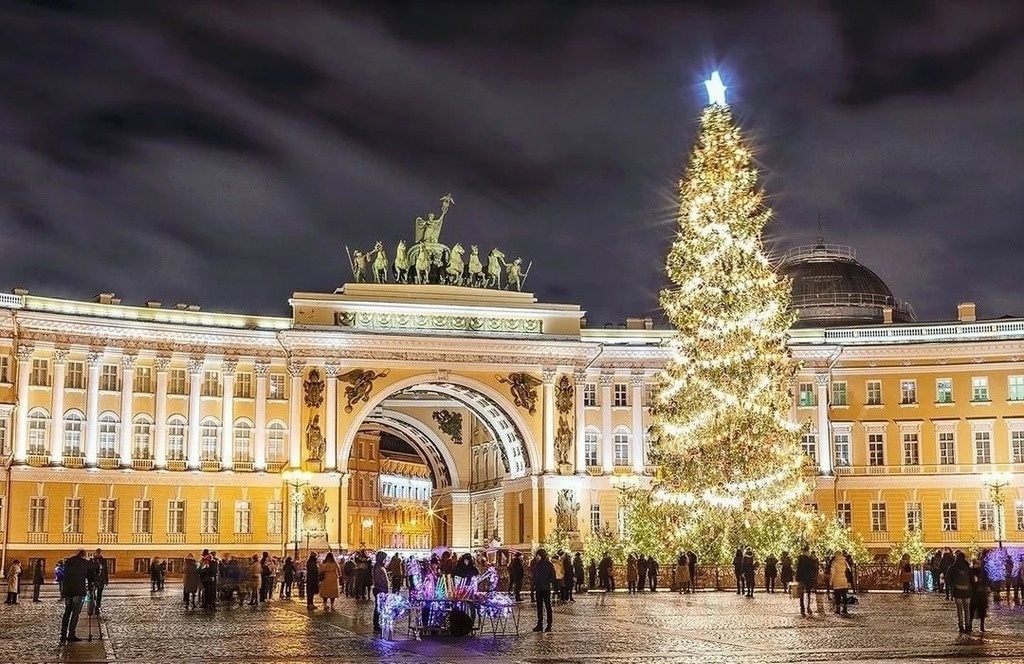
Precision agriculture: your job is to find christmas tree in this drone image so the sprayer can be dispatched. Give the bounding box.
[640,72,810,562]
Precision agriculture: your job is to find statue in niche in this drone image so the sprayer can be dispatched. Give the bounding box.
[303,368,325,409]
[305,414,325,462]
[497,372,543,415]
[554,415,572,466]
[432,409,463,445]
[555,375,573,414]
[555,489,579,533]
[336,368,391,413]
[302,486,329,536]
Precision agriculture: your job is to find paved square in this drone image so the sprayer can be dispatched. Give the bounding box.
[7,584,1024,663]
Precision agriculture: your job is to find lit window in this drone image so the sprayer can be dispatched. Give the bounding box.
[837,503,852,528]
[133,499,152,534]
[64,412,84,457]
[870,502,887,532]
[200,418,220,461]
[167,500,186,534]
[978,501,995,531]
[234,500,251,534]
[613,431,630,466]
[133,417,152,459]
[906,503,922,532]
[590,504,601,532]
[167,417,186,461]
[942,502,959,531]
[972,377,990,402]
[1015,500,1024,531]
[267,422,286,463]
[798,382,815,407]
[1012,430,1024,464]
[27,410,50,456]
[936,378,953,404]
[800,434,816,463]
[831,381,847,407]
[267,501,283,535]
[200,500,219,534]
[900,379,917,405]
[585,431,599,467]
[902,433,920,466]
[1010,376,1024,402]
[866,380,882,406]
[833,432,851,467]
[98,413,119,458]
[974,431,992,465]
[938,431,956,465]
[234,421,253,462]
[868,433,885,466]
[269,374,286,400]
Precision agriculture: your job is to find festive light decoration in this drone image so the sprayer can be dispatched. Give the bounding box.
[622,74,813,563]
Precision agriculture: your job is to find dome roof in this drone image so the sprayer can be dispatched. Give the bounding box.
[778,244,915,328]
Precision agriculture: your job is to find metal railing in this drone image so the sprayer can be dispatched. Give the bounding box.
[824,319,1024,344]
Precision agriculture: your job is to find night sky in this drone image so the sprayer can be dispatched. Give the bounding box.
[1,1,1022,326]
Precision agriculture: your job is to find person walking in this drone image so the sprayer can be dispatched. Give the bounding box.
[509,552,525,602]
[32,560,44,603]
[532,549,555,633]
[969,552,990,633]
[733,548,745,595]
[5,559,22,604]
[305,552,319,609]
[830,552,851,616]
[899,553,913,593]
[687,550,698,593]
[764,553,778,594]
[372,551,390,633]
[675,552,691,593]
[88,549,109,615]
[648,556,659,592]
[319,552,341,612]
[59,549,89,644]
[948,550,972,633]
[779,551,794,593]
[795,545,818,616]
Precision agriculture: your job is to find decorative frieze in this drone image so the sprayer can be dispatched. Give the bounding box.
[334,310,543,335]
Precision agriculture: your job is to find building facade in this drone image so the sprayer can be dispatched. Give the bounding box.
[1,244,1022,574]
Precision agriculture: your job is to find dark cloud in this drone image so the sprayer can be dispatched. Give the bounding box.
[0,0,1022,324]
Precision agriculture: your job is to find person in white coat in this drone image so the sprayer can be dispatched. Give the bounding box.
[830,552,851,616]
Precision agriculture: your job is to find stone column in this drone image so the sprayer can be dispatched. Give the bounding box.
[118,354,137,468]
[449,490,472,549]
[324,363,340,472]
[48,348,69,466]
[220,359,237,470]
[600,374,614,474]
[84,351,103,467]
[631,373,645,474]
[815,373,832,475]
[186,357,204,470]
[13,344,33,464]
[254,361,269,471]
[542,370,556,474]
[574,371,587,475]
[287,360,305,469]
[338,472,350,550]
[153,357,170,469]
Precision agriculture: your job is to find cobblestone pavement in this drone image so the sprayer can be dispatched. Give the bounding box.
[8,583,1024,663]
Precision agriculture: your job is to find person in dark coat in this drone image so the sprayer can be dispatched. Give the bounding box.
[687,551,698,593]
[183,553,201,609]
[532,550,555,632]
[599,553,614,592]
[281,557,296,599]
[305,552,320,610]
[969,553,991,633]
[795,545,818,616]
[89,549,109,615]
[587,558,597,590]
[764,553,779,593]
[940,548,955,600]
[948,550,972,633]
[648,557,659,592]
[573,553,586,593]
[636,555,648,593]
[509,552,525,602]
[733,548,745,595]
[59,549,90,644]
[779,551,794,590]
[741,548,757,598]
[32,560,44,602]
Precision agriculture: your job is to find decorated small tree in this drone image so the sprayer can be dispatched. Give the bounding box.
[888,527,929,565]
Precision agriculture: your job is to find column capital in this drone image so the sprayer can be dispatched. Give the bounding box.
[573,370,588,386]
[287,359,306,378]
[51,348,70,365]
[86,351,104,368]
[598,373,615,387]
[15,344,34,363]
[254,360,271,378]
[187,357,205,375]
[630,373,646,388]
[154,356,172,373]
[542,369,557,385]
[324,362,341,378]
[814,373,830,387]
[221,358,239,376]
[120,354,139,371]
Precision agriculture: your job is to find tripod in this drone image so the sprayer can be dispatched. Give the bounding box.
[85,588,102,642]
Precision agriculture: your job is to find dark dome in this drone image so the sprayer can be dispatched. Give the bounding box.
[778,244,915,328]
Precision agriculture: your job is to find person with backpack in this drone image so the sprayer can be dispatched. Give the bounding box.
[948,550,973,633]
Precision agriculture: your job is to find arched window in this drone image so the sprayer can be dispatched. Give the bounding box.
[27,408,50,456]
[613,427,630,466]
[133,415,153,459]
[267,421,286,463]
[167,416,187,461]
[63,410,85,457]
[233,419,253,463]
[98,412,120,459]
[584,426,600,468]
[200,417,220,461]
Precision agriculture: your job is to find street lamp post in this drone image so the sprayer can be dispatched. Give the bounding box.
[362,517,374,549]
[983,471,1012,549]
[283,469,312,560]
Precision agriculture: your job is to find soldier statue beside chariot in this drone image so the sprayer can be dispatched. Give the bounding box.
[345,194,531,291]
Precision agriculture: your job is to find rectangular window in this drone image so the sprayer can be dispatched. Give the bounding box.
[870,502,887,532]
[100,364,119,391]
[613,432,630,466]
[978,501,995,531]
[167,420,185,460]
[200,500,219,535]
[902,433,920,466]
[267,425,286,463]
[800,434,816,463]
[866,380,882,406]
[1012,430,1024,464]
[28,497,47,533]
[134,366,153,393]
[831,381,848,407]
[972,377,990,402]
[234,500,251,534]
[613,383,627,407]
[974,431,992,465]
[99,499,118,534]
[590,504,601,533]
[201,371,221,397]
[942,502,959,531]
[583,383,596,407]
[936,378,953,404]
[1010,376,1024,402]
[267,501,283,536]
[168,369,187,395]
[133,499,152,534]
[900,379,917,405]
[906,502,923,532]
[0,418,7,457]
[938,431,956,465]
[0,356,9,383]
[65,361,84,389]
[798,382,815,407]
[167,500,186,535]
[644,383,655,407]
[833,433,851,467]
[269,373,286,400]
[868,433,885,466]
[584,431,599,467]
[235,372,253,399]
[30,359,49,386]
[837,502,852,528]
[64,497,83,534]
[1016,500,1024,531]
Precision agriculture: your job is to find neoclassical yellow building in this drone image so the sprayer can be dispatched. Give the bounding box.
[1,239,1021,574]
